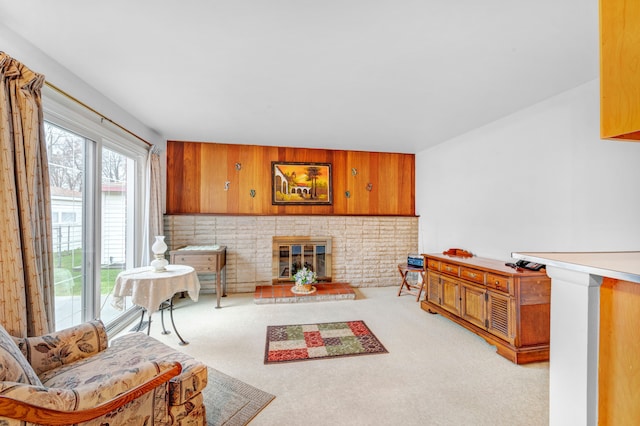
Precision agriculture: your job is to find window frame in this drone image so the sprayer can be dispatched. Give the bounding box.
[42,85,150,333]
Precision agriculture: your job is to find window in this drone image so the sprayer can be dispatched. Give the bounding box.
[44,86,149,332]
[60,212,77,223]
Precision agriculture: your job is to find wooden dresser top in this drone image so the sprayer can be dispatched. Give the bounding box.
[423,253,547,277]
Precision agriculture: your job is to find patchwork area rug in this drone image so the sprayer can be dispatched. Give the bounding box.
[204,366,275,426]
[264,320,388,364]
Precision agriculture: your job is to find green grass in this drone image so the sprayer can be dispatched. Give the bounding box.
[53,249,125,296]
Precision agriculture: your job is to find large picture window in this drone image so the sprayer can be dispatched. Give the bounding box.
[44,87,149,332]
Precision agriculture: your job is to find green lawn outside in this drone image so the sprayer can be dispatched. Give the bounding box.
[53,249,124,296]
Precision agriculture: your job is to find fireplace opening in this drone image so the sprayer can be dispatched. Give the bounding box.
[272,236,332,284]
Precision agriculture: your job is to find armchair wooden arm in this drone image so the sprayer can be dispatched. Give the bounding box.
[0,362,181,425]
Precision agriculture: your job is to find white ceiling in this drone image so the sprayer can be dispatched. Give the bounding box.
[0,1,598,153]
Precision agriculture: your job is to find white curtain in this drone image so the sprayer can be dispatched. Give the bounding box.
[141,145,162,265]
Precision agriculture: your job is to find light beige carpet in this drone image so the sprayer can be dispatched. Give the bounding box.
[124,288,548,425]
[204,367,275,426]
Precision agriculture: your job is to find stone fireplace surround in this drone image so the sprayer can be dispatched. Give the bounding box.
[164,215,418,294]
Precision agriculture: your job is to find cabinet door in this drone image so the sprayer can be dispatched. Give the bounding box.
[440,276,460,315]
[600,0,640,140]
[460,282,486,328]
[486,291,515,344]
[426,271,441,305]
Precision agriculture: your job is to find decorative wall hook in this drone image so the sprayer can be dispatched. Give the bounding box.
[366,183,373,191]
[250,189,256,197]
[224,181,231,191]
[235,162,242,171]
[351,167,358,176]
[345,190,351,198]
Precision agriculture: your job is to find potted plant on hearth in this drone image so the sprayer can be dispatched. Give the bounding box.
[292,267,317,293]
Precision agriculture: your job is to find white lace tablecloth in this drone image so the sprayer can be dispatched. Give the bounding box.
[112,264,200,314]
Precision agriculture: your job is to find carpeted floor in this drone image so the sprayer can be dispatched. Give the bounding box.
[203,367,275,426]
[122,289,549,425]
[264,320,387,363]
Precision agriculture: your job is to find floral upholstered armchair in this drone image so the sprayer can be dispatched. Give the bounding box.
[0,320,208,425]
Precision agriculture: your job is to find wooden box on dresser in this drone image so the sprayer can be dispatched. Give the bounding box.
[421,253,551,364]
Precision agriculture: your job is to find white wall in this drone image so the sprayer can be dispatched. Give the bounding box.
[416,79,640,261]
[0,23,163,147]
[1,23,168,213]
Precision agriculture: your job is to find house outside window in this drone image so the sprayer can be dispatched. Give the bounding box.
[44,87,148,333]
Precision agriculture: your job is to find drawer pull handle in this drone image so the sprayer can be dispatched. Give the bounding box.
[495,280,500,285]
[469,273,476,278]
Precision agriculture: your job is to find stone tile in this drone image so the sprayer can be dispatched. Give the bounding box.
[164,215,418,294]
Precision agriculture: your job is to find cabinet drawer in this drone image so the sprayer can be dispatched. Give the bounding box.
[427,259,440,270]
[461,267,484,284]
[440,262,460,276]
[171,255,217,272]
[487,273,511,293]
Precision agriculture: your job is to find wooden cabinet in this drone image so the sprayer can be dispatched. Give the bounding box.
[459,282,485,329]
[421,254,550,364]
[169,245,227,308]
[426,271,460,315]
[440,276,460,315]
[600,0,640,141]
[426,270,440,305]
[170,252,220,274]
[486,290,514,344]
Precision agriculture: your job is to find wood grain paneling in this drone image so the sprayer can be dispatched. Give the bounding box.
[166,141,415,216]
[598,277,640,425]
[167,142,201,213]
[600,0,640,141]
[200,143,228,212]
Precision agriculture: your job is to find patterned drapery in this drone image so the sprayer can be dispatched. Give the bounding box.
[0,52,54,337]
[149,148,162,240]
[141,146,162,266]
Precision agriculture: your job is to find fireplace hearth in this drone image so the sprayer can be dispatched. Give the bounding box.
[254,282,355,304]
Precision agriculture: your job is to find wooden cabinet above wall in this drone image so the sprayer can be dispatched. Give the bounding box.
[600,0,640,141]
[166,141,415,216]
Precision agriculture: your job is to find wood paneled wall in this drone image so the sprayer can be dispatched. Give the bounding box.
[598,277,640,425]
[166,142,415,216]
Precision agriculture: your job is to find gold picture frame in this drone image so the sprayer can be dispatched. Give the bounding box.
[272,161,332,205]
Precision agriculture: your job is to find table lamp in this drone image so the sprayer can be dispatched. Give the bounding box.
[151,235,169,272]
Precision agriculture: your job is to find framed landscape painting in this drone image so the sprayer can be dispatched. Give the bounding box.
[272,161,332,205]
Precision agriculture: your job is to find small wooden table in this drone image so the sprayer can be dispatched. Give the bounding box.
[397,263,426,301]
[170,245,227,309]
